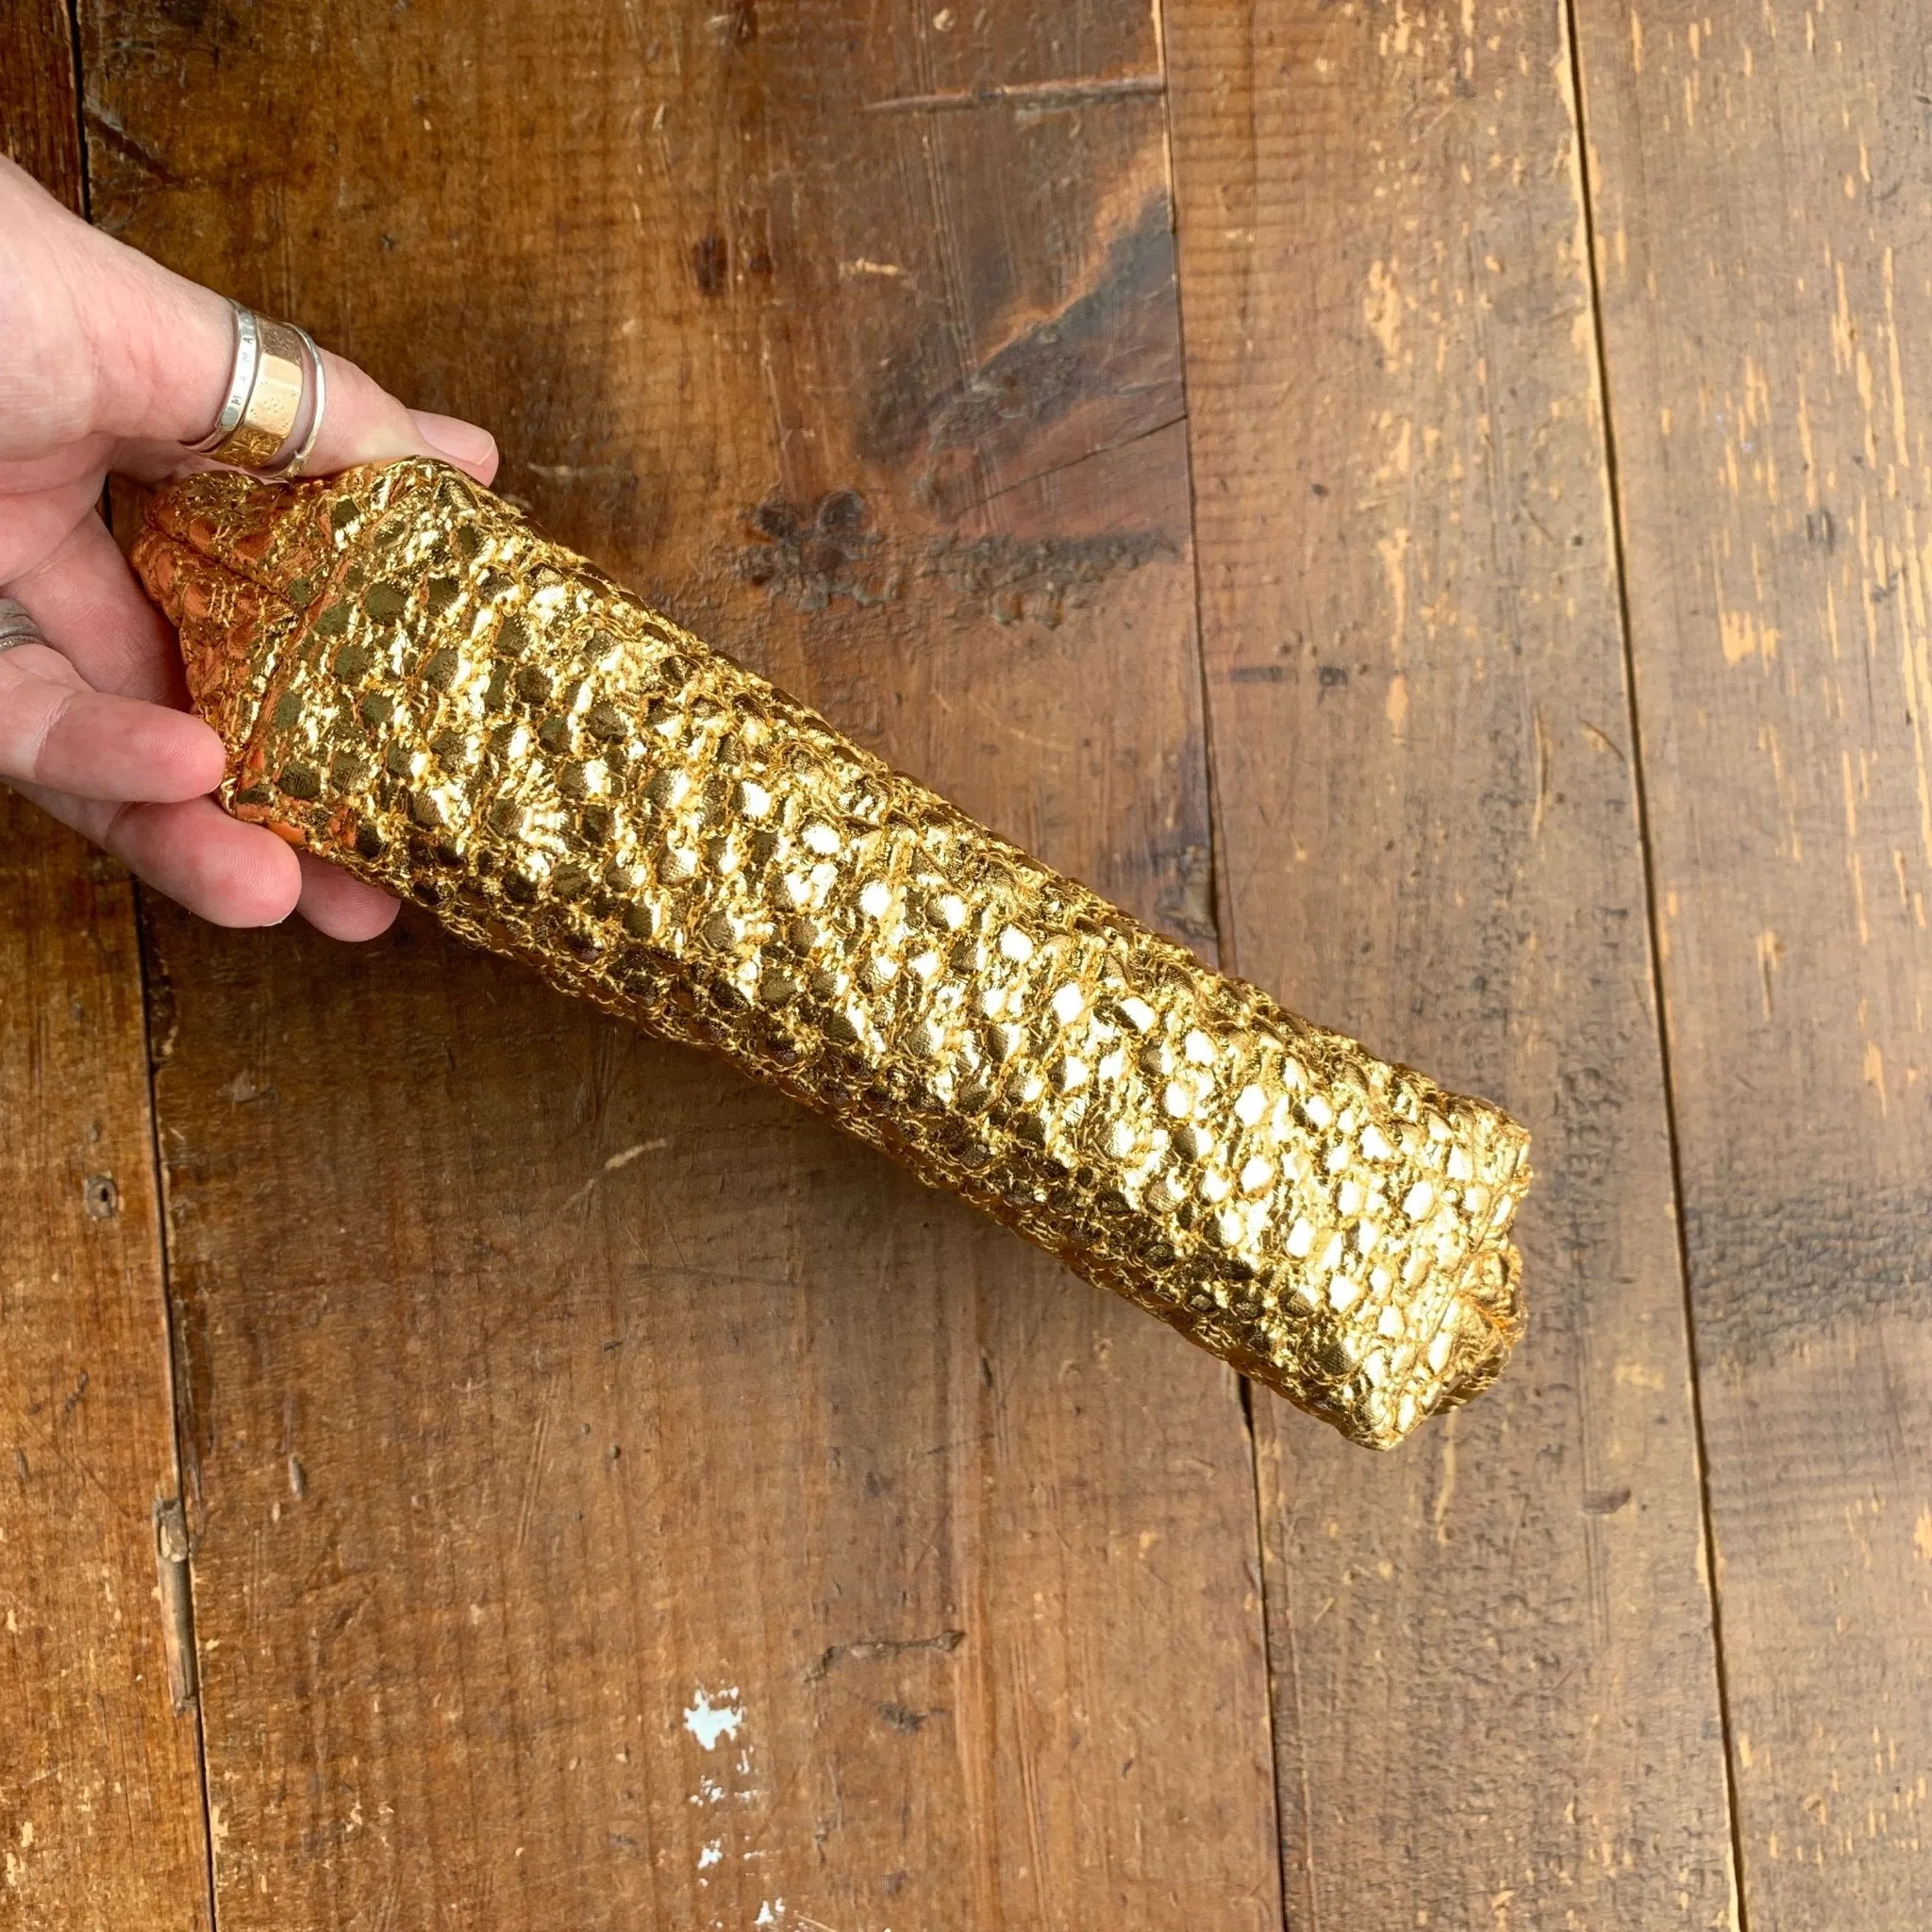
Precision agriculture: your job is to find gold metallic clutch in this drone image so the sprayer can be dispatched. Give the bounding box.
[132,459,1529,1448]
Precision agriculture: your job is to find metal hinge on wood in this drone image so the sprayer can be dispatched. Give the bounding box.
[153,1496,198,1712]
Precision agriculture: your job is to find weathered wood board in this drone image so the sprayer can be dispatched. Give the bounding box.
[11,0,1930,1922]
[0,804,214,1931]
[0,13,212,1925]
[0,805,213,1930]
[77,1,1281,1924]
[0,808,213,1924]
[1576,0,1932,1920]
[1162,1,1737,1923]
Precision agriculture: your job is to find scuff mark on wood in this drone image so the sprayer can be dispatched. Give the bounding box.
[81,107,183,188]
[877,1702,942,1732]
[804,1629,965,1683]
[923,529,1174,628]
[154,1497,197,1713]
[737,491,896,611]
[864,75,1163,116]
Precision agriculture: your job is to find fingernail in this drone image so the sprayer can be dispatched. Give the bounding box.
[409,409,497,469]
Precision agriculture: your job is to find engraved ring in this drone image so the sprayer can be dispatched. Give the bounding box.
[0,598,46,654]
[186,300,328,480]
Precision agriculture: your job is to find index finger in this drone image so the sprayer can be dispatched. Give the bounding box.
[1,158,499,483]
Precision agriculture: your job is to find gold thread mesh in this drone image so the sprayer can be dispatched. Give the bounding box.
[132,458,1529,1447]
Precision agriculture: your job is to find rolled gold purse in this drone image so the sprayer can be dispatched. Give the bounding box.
[132,458,1529,1448]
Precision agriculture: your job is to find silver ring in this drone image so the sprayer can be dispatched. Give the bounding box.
[263,325,327,479]
[0,597,47,654]
[186,302,260,456]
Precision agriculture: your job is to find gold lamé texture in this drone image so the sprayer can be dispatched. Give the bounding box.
[133,459,1531,1448]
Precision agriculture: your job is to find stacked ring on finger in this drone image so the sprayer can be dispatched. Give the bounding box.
[0,598,46,654]
[186,300,328,480]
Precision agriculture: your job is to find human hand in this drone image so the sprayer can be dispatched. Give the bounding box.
[0,156,500,940]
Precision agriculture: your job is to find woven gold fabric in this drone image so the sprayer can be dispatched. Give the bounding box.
[132,459,1529,1447]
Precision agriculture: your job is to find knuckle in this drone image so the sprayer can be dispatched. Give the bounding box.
[25,679,81,784]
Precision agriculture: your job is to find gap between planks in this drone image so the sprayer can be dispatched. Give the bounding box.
[1557,0,1751,1919]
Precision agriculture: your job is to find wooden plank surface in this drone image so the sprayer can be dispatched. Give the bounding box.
[79,1,1282,1925]
[20,0,1928,1918]
[0,0,84,209]
[1161,1,1739,1923]
[0,801,213,1932]
[1,16,213,1927]
[0,799,216,1932]
[1575,0,1932,1921]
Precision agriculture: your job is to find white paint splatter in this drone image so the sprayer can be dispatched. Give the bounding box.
[698,1840,722,1870]
[755,1904,785,1927]
[683,1688,745,1751]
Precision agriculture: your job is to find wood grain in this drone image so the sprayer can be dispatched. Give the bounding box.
[0,794,213,1928]
[0,24,212,1928]
[1575,0,1932,1920]
[0,0,83,208]
[79,1,1281,1925]
[1162,1,1737,1923]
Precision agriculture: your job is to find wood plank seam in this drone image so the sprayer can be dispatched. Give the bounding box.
[58,0,225,1917]
[1557,5,1754,1924]
[1162,0,1738,1917]
[58,0,91,210]
[1568,2,1932,1917]
[0,7,216,1924]
[125,898,223,1932]
[1144,1,1298,1924]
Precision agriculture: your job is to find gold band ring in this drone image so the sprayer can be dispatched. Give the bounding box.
[189,303,327,479]
[272,326,326,480]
